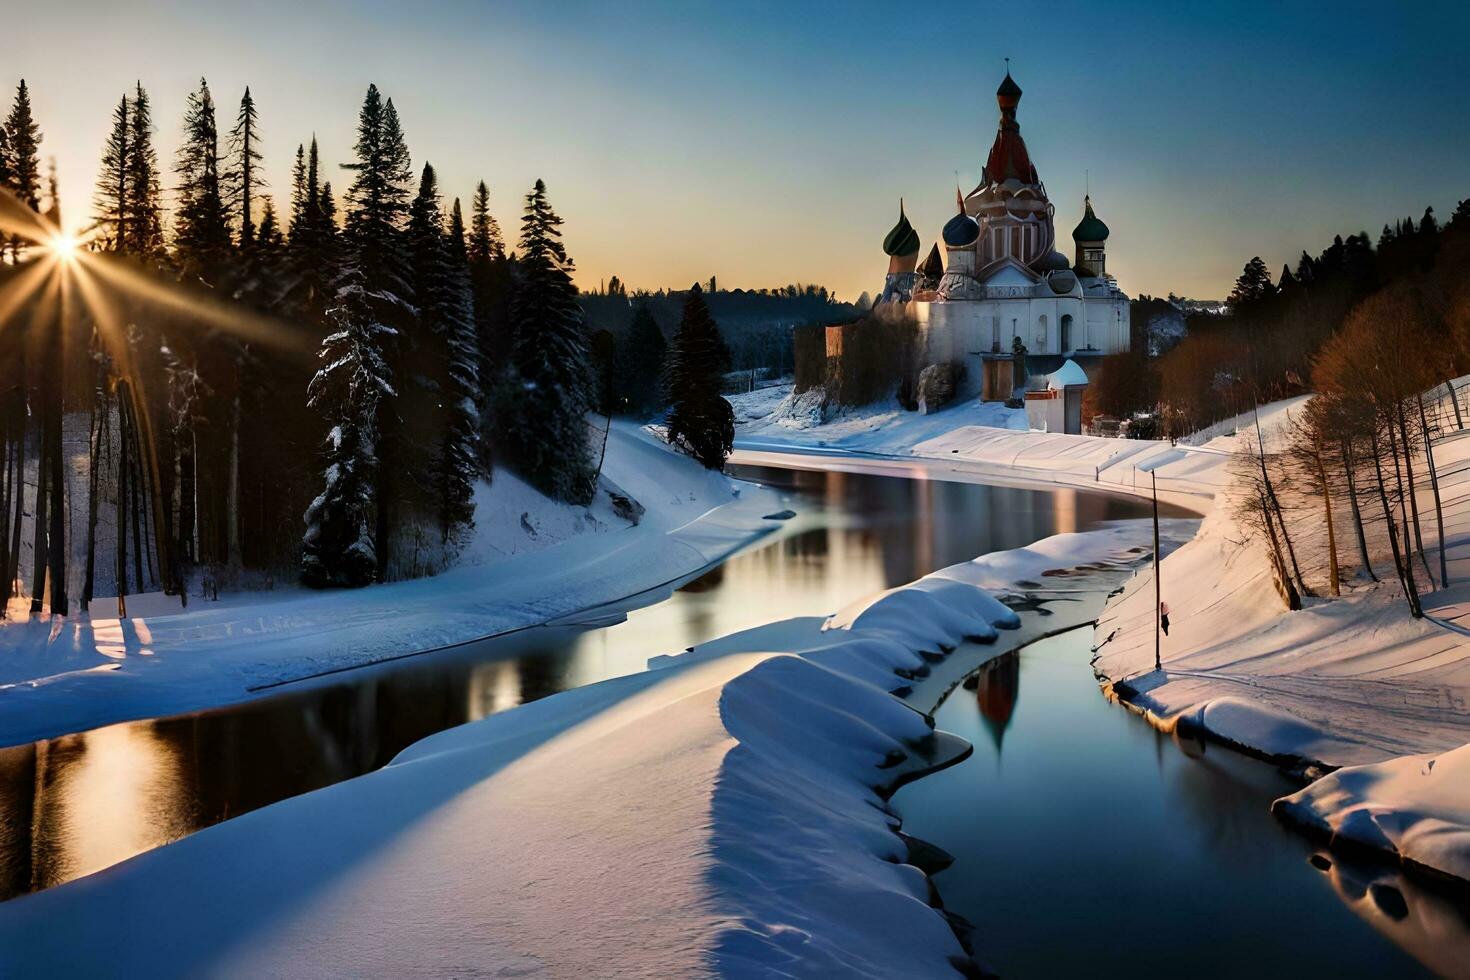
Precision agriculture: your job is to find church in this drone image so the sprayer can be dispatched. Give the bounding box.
[876,69,1130,407]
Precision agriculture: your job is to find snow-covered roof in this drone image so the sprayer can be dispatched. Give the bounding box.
[1048,358,1088,389]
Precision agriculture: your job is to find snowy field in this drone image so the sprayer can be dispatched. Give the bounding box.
[0,422,783,746]
[0,524,1163,978]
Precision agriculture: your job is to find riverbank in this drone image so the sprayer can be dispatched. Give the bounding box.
[0,422,784,747]
[731,382,1275,513]
[1093,386,1470,890]
[0,523,1172,977]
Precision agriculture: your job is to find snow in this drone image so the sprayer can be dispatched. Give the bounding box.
[0,526,1152,978]
[0,422,782,747]
[1090,385,1470,884]
[1275,742,1470,884]
[1046,358,1087,389]
[731,383,1028,457]
[744,377,1470,887]
[730,382,1285,512]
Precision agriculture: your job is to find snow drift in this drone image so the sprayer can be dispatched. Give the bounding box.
[0,527,1151,978]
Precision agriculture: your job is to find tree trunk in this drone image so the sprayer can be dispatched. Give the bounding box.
[82,386,105,610]
[1390,410,1434,588]
[42,331,67,618]
[1342,438,1376,582]
[1418,393,1450,588]
[29,442,48,615]
[1259,490,1301,611]
[116,386,130,618]
[1372,426,1421,616]
[1314,443,1340,596]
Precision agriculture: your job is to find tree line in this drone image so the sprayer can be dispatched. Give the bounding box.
[0,77,736,610]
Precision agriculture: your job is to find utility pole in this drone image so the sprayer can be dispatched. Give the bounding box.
[1152,470,1161,673]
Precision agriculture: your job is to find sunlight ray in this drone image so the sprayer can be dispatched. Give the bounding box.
[82,257,314,357]
[0,255,58,333]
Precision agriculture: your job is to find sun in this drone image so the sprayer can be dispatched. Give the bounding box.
[47,232,81,263]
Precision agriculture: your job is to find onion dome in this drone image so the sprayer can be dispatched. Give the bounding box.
[918,243,944,279]
[997,70,1022,102]
[1071,195,1110,241]
[1037,249,1071,272]
[942,192,980,248]
[882,199,921,257]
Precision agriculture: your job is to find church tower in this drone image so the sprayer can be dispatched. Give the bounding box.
[1071,195,1110,277]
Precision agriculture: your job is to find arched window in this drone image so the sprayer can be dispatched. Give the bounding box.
[1060,314,1073,352]
[1036,314,1048,351]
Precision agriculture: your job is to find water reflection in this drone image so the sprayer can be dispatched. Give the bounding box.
[894,629,1469,978]
[0,464,1163,900]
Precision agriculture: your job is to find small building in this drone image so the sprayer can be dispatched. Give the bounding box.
[1024,359,1089,434]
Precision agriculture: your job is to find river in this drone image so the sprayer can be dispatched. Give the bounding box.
[0,461,1462,977]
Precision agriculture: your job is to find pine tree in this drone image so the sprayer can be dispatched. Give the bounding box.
[663,283,734,470]
[342,84,415,575]
[505,179,595,503]
[93,95,129,251]
[173,78,232,280]
[2,80,42,260]
[282,138,339,320]
[343,85,413,293]
[4,80,42,211]
[302,265,396,588]
[467,178,513,453]
[0,118,10,193]
[226,87,264,249]
[469,181,504,262]
[407,171,479,541]
[617,302,667,416]
[123,82,164,259]
[1226,256,1275,309]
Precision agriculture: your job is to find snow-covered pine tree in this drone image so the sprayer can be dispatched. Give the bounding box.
[173,78,232,282]
[505,179,596,503]
[226,87,264,249]
[124,82,165,260]
[406,171,479,542]
[342,84,415,576]
[663,283,734,470]
[302,264,397,587]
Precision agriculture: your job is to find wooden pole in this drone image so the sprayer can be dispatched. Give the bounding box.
[1152,470,1161,673]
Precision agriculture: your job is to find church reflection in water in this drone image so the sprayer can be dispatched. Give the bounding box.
[967,651,1020,755]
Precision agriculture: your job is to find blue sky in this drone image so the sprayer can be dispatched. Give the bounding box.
[5,0,1469,300]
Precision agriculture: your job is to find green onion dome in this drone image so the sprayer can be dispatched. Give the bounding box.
[883,200,921,257]
[1071,195,1110,242]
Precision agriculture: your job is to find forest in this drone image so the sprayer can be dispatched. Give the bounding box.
[0,77,756,611]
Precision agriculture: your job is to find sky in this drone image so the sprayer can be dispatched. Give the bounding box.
[4,0,1469,302]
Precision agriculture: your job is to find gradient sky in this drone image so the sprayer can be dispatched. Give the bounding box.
[5,0,1469,301]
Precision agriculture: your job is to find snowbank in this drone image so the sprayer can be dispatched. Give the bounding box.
[1274,743,1470,885]
[0,525,1160,977]
[1093,390,1470,884]
[731,383,1027,457]
[0,423,782,746]
[731,384,1290,513]
[0,526,1159,977]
